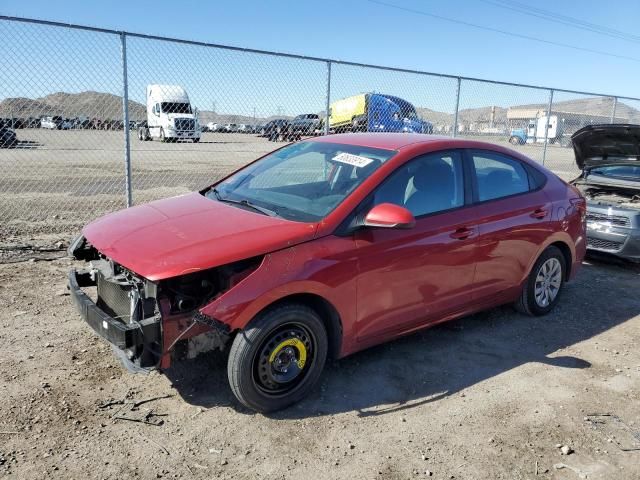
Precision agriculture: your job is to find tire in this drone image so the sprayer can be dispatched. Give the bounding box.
[509,136,521,145]
[193,137,200,143]
[159,128,166,143]
[515,246,566,316]
[227,303,328,413]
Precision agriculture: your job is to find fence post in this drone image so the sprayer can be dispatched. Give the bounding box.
[452,77,461,137]
[610,96,618,123]
[324,61,332,135]
[120,32,133,207]
[542,89,554,166]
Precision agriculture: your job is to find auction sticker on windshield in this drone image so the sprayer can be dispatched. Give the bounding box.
[332,152,374,168]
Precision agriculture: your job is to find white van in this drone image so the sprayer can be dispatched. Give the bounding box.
[139,85,200,142]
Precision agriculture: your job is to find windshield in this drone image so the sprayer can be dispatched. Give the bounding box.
[161,102,192,114]
[590,164,640,181]
[206,141,396,222]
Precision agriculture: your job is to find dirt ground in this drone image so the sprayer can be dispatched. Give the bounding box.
[0,252,638,480]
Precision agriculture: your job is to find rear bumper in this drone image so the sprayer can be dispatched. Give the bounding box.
[68,269,161,351]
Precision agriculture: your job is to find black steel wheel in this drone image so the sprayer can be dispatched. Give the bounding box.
[227,303,328,412]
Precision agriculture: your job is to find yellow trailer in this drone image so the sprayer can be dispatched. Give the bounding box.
[329,94,367,130]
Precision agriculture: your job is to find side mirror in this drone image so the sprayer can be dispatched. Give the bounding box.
[364,203,415,229]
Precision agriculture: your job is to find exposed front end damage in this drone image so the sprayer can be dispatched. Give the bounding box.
[67,235,261,371]
[571,182,640,260]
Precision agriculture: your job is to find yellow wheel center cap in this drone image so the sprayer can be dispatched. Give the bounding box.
[269,338,307,369]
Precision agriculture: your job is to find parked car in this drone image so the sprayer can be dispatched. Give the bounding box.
[290,113,322,136]
[9,118,26,129]
[261,119,292,141]
[69,133,586,412]
[237,124,256,134]
[260,119,288,137]
[41,116,72,130]
[570,124,640,261]
[0,123,18,147]
[26,117,40,128]
[222,123,238,133]
[206,122,221,132]
[40,116,56,129]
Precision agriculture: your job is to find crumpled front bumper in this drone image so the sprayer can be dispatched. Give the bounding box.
[68,269,161,355]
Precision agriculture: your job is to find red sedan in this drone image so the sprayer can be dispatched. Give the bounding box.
[69,133,586,412]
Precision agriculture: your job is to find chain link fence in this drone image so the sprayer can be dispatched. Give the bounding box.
[1,16,640,259]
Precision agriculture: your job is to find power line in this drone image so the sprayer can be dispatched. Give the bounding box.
[481,0,640,44]
[364,0,640,63]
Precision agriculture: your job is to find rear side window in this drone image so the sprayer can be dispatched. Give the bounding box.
[472,152,530,202]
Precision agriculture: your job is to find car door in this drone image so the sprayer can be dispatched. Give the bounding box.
[469,149,554,303]
[354,150,482,343]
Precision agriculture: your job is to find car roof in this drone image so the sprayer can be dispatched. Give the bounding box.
[310,133,481,150]
[307,133,547,172]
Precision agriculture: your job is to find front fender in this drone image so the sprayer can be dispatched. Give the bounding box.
[198,235,359,355]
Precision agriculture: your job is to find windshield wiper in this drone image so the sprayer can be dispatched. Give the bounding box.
[211,188,278,217]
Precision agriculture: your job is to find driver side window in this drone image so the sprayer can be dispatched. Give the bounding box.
[373,151,465,217]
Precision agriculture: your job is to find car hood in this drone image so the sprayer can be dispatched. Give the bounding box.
[82,192,318,281]
[572,124,640,170]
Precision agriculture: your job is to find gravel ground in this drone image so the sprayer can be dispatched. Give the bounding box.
[0,129,579,262]
[0,253,638,479]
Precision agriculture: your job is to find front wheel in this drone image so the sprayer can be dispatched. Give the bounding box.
[227,303,328,412]
[159,128,166,142]
[515,246,566,316]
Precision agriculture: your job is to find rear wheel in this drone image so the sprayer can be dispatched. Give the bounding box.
[227,303,328,412]
[509,136,521,145]
[159,128,166,142]
[515,246,566,316]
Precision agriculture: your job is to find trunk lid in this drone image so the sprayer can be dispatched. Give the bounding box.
[82,192,318,281]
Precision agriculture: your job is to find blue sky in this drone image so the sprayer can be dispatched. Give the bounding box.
[2,0,640,117]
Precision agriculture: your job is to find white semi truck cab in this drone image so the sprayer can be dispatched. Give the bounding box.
[139,85,201,142]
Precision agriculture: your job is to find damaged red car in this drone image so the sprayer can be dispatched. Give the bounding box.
[69,133,586,412]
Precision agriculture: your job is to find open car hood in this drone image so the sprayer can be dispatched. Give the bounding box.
[82,192,318,281]
[571,124,640,170]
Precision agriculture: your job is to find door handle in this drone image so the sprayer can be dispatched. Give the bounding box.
[450,227,474,240]
[531,208,548,219]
